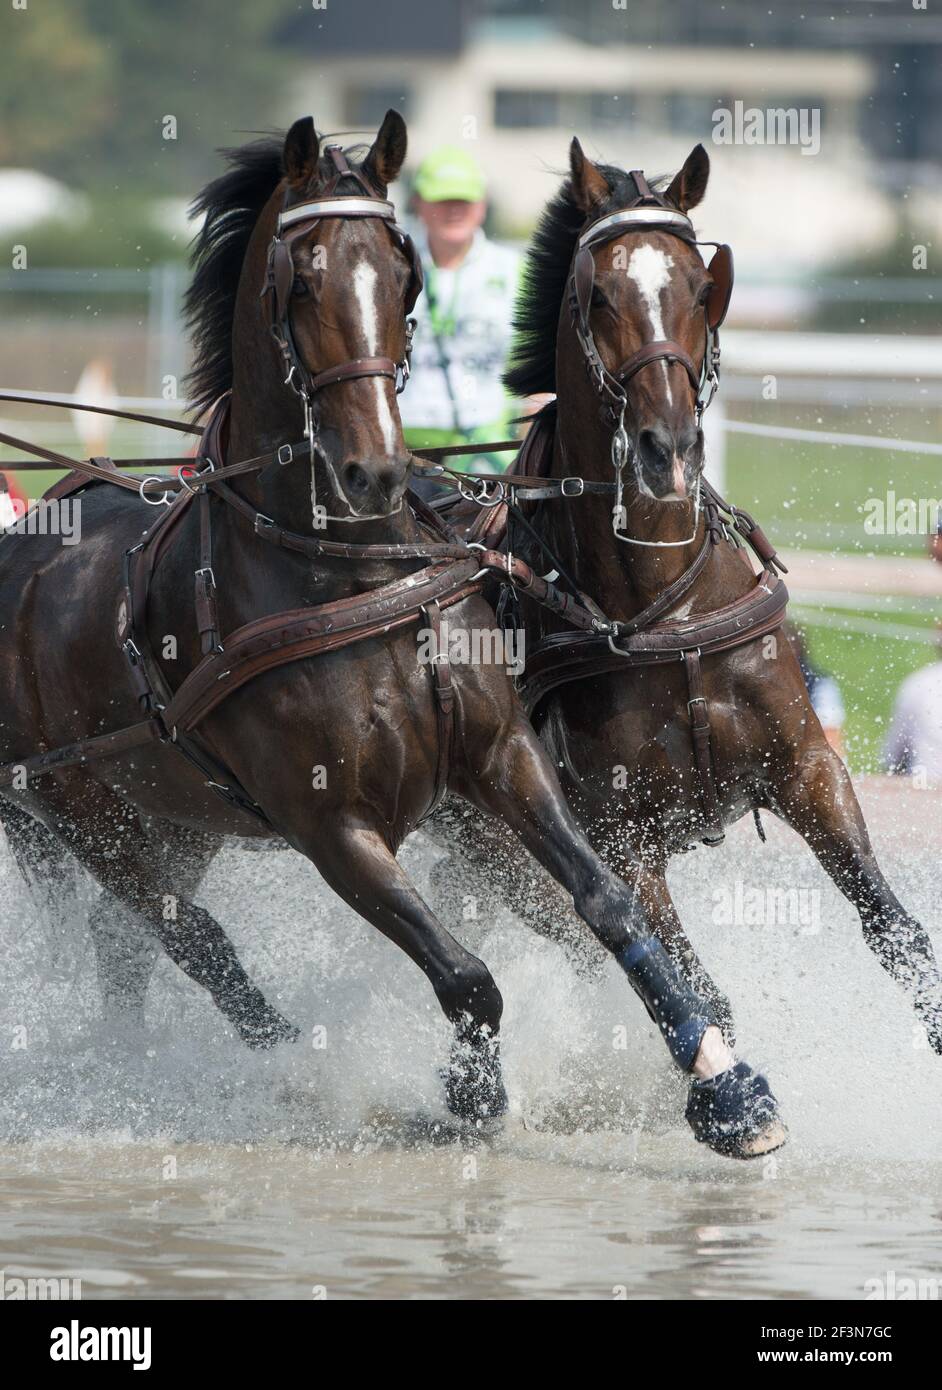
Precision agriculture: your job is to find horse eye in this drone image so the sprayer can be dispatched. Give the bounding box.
[292,276,309,299]
[697,282,712,307]
[591,285,608,308]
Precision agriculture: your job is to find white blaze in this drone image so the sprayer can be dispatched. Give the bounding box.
[352,260,397,455]
[625,244,674,405]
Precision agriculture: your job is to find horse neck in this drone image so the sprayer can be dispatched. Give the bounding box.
[552,389,706,621]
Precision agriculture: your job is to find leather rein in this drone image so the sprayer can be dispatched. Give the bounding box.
[0,163,606,822]
[0,168,783,847]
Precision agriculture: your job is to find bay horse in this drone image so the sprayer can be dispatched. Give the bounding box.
[0,116,783,1157]
[425,140,942,1092]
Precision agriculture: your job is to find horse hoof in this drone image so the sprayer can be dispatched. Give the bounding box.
[685,1061,786,1160]
[443,1026,508,1127]
[238,1009,300,1049]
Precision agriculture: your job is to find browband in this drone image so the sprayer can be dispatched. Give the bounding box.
[578,206,695,250]
[277,196,396,231]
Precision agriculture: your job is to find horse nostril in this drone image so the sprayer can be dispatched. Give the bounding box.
[343,463,371,496]
[638,428,671,471]
[676,424,701,460]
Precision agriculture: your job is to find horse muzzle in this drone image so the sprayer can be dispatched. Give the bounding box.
[340,456,411,516]
[635,421,704,502]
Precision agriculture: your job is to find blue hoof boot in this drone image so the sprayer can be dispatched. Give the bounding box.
[686,1061,786,1159]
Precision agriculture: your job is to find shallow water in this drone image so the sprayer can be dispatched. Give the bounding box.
[1,780,941,1300]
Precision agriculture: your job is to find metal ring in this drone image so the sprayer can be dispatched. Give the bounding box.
[139,476,172,507]
[176,464,205,496]
[457,477,505,508]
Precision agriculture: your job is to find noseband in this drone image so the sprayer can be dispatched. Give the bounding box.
[567,169,733,545]
[260,144,424,454]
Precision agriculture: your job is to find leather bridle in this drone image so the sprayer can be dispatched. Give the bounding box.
[259,144,424,497]
[567,170,733,545]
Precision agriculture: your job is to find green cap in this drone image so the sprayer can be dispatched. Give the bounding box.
[413,146,486,203]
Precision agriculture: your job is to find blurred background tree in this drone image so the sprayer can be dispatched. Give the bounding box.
[0,0,295,193]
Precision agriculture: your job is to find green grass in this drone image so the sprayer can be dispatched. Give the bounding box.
[726,406,940,556]
[792,607,938,773]
[724,404,942,771]
[728,436,938,555]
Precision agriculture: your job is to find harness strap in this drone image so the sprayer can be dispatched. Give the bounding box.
[518,571,789,716]
[615,339,701,394]
[0,426,315,497]
[123,492,275,827]
[683,649,725,846]
[0,390,203,434]
[419,599,454,819]
[0,720,163,791]
[611,530,714,639]
[306,356,399,392]
[0,430,155,494]
[212,478,469,562]
[161,559,484,737]
[194,488,221,655]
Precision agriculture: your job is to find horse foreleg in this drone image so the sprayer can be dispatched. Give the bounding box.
[423,798,609,979]
[774,743,942,1052]
[621,861,737,1048]
[454,720,785,1157]
[310,821,507,1125]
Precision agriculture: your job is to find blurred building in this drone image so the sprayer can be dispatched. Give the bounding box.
[285,0,942,268]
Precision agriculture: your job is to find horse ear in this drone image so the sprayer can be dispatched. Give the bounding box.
[283,116,320,188]
[364,109,407,190]
[664,144,710,213]
[569,138,610,213]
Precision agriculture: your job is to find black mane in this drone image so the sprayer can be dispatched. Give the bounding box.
[184,138,284,418]
[184,133,369,417]
[504,165,669,398]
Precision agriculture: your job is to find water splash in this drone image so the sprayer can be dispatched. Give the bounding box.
[1,802,940,1169]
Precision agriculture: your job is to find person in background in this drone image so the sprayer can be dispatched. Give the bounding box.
[400,146,523,498]
[931,505,942,566]
[884,622,942,785]
[784,621,846,757]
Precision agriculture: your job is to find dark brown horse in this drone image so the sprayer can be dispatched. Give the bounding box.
[426,140,942,1088]
[0,116,784,1156]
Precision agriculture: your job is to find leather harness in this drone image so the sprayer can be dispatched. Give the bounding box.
[0,386,602,824]
[0,165,785,847]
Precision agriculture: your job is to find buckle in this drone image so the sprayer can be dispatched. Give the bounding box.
[254,513,275,532]
[277,443,294,466]
[560,477,584,498]
[195,566,216,587]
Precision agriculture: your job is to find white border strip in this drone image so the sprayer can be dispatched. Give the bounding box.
[725,419,942,456]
